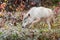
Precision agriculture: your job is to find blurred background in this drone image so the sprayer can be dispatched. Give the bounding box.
[0,0,60,12]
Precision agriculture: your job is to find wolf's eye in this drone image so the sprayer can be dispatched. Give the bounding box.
[24,16,28,20]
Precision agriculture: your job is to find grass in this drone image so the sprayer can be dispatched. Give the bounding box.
[0,12,60,40]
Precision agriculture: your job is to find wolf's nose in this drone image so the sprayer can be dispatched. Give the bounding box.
[22,26,25,28]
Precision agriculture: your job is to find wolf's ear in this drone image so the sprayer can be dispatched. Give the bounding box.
[28,14,30,17]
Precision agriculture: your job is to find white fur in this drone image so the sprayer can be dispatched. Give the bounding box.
[22,7,54,29]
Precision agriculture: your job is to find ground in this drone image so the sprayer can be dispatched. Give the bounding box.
[0,11,60,40]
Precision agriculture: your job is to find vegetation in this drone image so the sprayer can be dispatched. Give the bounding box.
[0,12,60,40]
[0,0,60,40]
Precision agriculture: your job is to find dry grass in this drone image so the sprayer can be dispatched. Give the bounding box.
[0,11,60,40]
